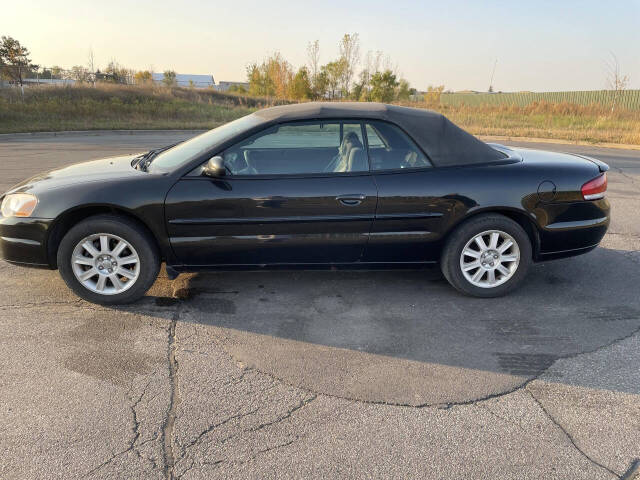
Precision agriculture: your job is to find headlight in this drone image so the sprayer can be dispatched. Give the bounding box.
[1,194,38,218]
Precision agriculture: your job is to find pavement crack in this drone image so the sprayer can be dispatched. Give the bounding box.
[179,406,262,456]
[477,403,527,434]
[176,393,314,471]
[83,380,152,478]
[246,394,317,434]
[239,438,297,464]
[526,388,622,479]
[162,309,181,480]
[177,438,298,477]
[431,324,640,410]
[622,459,640,480]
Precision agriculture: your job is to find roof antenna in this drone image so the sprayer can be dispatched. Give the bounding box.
[488,58,497,93]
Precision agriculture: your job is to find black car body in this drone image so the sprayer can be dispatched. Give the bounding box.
[0,103,610,303]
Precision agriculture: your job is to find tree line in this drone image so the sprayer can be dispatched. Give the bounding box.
[0,35,172,87]
[2,33,442,105]
[1,33,418,102]
[244,34,417,102]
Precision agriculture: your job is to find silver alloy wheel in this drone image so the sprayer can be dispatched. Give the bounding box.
[459,229,520,288]
[71,233,140,295]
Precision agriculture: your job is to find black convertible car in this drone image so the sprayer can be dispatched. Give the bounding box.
[0,103,609,304]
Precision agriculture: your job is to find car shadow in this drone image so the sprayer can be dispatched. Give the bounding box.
[108,245,640,405]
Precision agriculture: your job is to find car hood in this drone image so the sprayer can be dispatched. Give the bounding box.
[5,153,149,195]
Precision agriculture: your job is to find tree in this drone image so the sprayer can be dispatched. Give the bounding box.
[354,49,397,102]
[50,66,63,79]
[0,36,38,89]
[369,70,398,102]
[338,33,360,96]
[313,69,329,100]
[356,51,375,100]
[265,52,293,99]
[69,65,90,82]
[163,70,177,87]
[228,84,247,94]
[105,60,130,84]
[87,48,96,86]
[350,74,367,102]
[307,40,321,99]
[605,52,629,112]
[247,62,271,97]
[134,70,153,85]
[321,58,347,99]
[396,79,411,101]
[289,66,312,100]
[246,53,293,99]
[424,85,445,106]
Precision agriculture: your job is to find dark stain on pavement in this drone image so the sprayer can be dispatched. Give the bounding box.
[155,297,180,306]
[581,305,640,322]
[494,352,558,376]
[545,274,567,285]
[191,297,237,317]
[61,314,163,385]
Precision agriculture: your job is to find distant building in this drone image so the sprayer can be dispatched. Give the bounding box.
[20,78,76,87]
[151,73,215,88]
[215,81,250,92]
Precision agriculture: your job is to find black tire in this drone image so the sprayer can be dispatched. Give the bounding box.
[441,214,532,298]
[57,214,160,305]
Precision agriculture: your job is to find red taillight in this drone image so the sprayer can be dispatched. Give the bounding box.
[581,173,607,200]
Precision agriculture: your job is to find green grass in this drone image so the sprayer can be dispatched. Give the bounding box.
[2,84,640,145]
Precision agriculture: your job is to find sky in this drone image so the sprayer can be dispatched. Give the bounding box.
[2,0,639,92]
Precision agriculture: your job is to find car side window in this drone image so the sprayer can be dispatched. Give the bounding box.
[365,124,385,148]
[365,121,431,171]
[221,121,368,176]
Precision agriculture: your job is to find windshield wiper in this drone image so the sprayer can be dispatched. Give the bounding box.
[132,142,182,172]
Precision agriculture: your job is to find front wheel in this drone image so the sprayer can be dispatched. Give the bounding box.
[441,214,532,297]
[57,215,160,305]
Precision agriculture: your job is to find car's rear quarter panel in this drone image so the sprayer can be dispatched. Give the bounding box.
[368,149,609,262]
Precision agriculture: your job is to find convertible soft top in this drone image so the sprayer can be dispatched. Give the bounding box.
[253,102,505,167]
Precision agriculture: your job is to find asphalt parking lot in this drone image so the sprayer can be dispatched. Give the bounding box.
[1,131,639,479]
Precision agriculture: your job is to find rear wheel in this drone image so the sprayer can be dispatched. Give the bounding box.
[57,215,160,304]
[441,214,532,297]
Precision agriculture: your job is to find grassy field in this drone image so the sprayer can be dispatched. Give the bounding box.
[430,101,640,145]
[441,89,640,110]
[1,85,639,145]
[0,84,264,133]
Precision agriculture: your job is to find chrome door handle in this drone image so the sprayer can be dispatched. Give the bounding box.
[336,194,366,206]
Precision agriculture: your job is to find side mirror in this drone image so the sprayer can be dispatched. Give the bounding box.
[202,156,226,177]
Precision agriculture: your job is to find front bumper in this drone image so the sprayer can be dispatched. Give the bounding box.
[0,217,54,268]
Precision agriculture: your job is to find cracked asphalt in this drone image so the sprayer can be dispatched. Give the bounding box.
[1,132,639,479]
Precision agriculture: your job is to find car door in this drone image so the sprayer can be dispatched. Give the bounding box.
[165,120,377,266]
[362,120,450,263]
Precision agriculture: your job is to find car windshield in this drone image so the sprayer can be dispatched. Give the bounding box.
[147,114,262,173]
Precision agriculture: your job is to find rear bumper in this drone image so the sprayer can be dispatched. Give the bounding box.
[536,198,610,261]
[0,217,54,268]
[537,242,600,261]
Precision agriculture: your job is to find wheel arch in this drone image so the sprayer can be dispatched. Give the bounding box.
[442,207,541,259]
[46,204,163,268]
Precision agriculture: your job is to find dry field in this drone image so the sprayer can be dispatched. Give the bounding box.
[1,85,639,145]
